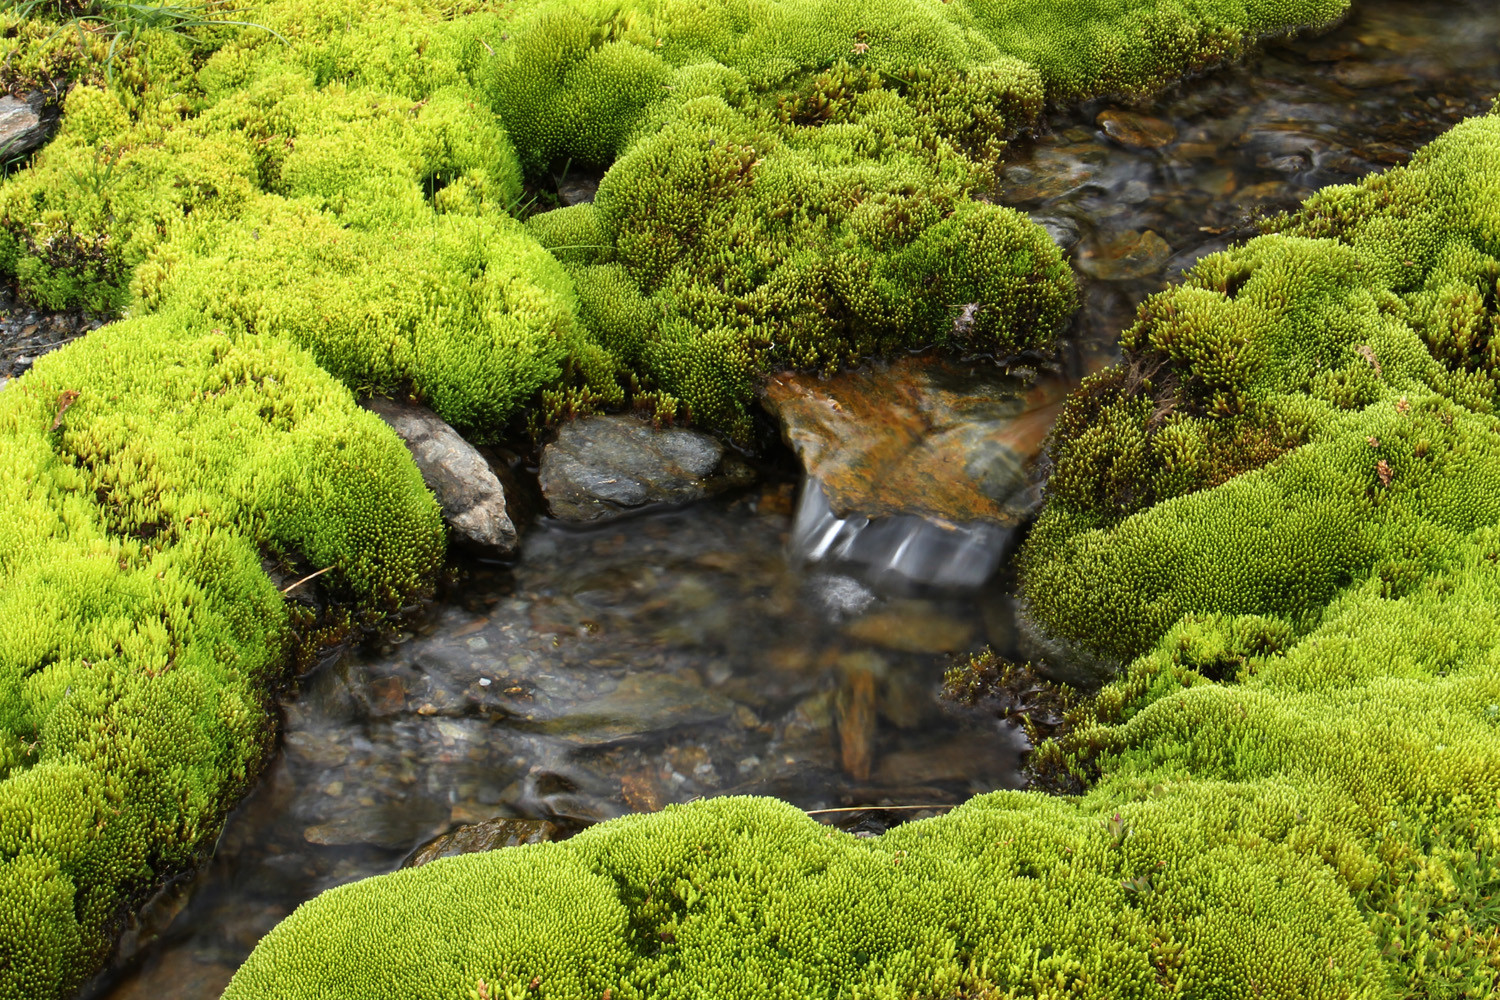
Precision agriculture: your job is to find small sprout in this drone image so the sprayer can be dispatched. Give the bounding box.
[529,977,541,991]
[1355,344,1381,375]
[1376,459,1393,487]
[1366,436,1379,448]
[851,41,870,54]
[1396,396,1410,414]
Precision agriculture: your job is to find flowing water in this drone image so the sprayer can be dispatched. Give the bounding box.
[83,2,1500,996]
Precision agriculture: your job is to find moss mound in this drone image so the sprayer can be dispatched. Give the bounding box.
[0,311,444,998]
[1020,107,1500,663]
[0,0,1353,437]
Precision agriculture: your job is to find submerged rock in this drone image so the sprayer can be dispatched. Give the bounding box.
[539,415,753,522]
[402,817,557,869]
[763,356,1073,587]
[1095,109,1178,149]
[362,397,517,555]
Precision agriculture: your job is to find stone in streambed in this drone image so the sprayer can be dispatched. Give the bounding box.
[764,356,1080,587]
[763,356,1071,527]
[1095,109,1178,149]
[361,397,517,555]
[402,817,557,868]
[539,415,753,522]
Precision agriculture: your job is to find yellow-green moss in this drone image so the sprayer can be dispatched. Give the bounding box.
[1021,109,1500,662]
[0,310,443,998]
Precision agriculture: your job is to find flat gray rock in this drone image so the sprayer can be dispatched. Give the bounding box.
[0,94,49,160]
[362,397,517,555]
[539,415,752,521]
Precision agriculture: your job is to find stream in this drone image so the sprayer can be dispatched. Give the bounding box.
[78,1,1500,996]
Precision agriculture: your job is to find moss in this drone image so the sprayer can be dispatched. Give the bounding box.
[1,0,1351,436]
[0,311,443,998]
[1021,109,1500,662]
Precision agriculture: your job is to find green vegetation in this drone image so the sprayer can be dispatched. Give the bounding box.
[0,311,444,999]
[1020,108,1500,663]
[0,0,1353,436]
[224,106,1500,1000]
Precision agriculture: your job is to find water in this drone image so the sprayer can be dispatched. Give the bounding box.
[89,1,1500,996]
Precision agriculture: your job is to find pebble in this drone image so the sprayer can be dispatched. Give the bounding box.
[1096,109,1178,149]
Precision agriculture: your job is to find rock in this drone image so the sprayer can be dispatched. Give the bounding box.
[555,167,603,206]
[1096,109,1178,149]
[539,415,753,521]
[401,816,557,868]
[764,356,1080,587]
[0,94,50,160]
[844,600,975,654]
[1077,229,1172,280]
[302,798,450,849]
[836,667,877,781]
[764,356,1071,526]
[0,377,8,393]
[361,397,517,554]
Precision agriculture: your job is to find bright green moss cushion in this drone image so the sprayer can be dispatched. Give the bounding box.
[1020,108,1500,663]
[1,0,1351,437]
[0,315,444,998]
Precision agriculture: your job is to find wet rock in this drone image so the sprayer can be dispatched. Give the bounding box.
[302,798,451,849]
[837,668,877,781]
[555,165,604,206]
[539,415,753,522]
[844,600,975,654]
[0,94,50,160]
[1096,109,1178,149]
[1077,229,1172,281]
[1029,214,1081,251]
[362,397,517,555]
[538,671,737,744]
[764,356,1074,586]
[764,356,1070,526]
[402,817,557,868]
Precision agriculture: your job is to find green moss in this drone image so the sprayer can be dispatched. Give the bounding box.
[0,311,443,998]
[1021,109,1500,662]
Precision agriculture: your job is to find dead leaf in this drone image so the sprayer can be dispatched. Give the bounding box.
[51,390,79,430]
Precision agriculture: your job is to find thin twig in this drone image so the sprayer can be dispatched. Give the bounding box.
[280,565,333,594]
[805,804,958,816]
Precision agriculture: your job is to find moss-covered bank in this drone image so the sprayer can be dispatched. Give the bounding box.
[0,0,1361,995]
[224,106,1500,1000]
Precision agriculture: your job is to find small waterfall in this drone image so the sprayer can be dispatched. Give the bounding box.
[790,477,1020,590]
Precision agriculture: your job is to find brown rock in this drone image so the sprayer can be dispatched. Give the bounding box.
[402,816,557,868]
[844,601,974,654]
[1078,230,1173,281]
[1096,110,1178,149]
[761,356,1074,525]
[837,668,878,782]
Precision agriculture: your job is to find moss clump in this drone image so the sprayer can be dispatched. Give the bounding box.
[226,793,1393,1000]
[0,311,443,999]
[1021,108,1500,662]
[1,0,1353,437]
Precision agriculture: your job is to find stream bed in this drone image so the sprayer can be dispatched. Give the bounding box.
[82,1,1500,996]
